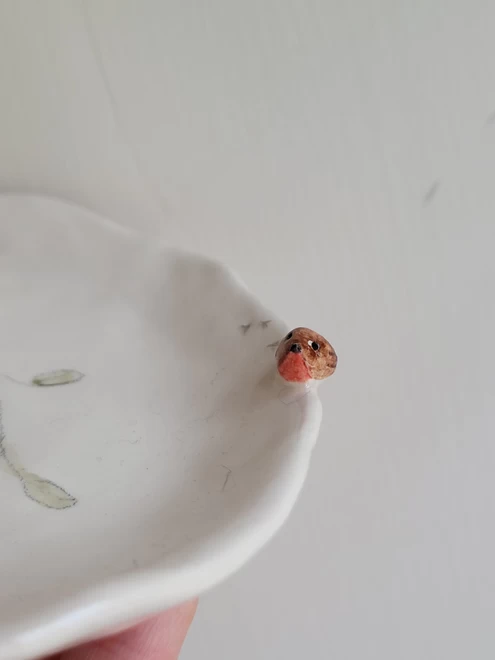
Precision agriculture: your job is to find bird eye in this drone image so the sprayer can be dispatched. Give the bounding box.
[309,340,320,351]
[286,332,293,340]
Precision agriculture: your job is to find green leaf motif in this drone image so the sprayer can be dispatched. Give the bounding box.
[22,472,77,509]
[32,369,85,387]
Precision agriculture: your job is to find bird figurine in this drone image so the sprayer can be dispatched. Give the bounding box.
[275,327,337,384]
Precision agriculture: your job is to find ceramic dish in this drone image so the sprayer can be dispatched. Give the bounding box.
[0,195,322,659]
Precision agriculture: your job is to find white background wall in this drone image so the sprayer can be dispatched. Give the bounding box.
[1,2,494,658]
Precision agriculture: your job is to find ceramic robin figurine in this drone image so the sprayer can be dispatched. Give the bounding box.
[275,327,337,384]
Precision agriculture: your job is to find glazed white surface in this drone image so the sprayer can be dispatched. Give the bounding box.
[0,196,322,659]
[0,2,494,659]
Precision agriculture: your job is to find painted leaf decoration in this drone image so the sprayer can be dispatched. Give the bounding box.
[22,472,77,509]
[31,369,85,387]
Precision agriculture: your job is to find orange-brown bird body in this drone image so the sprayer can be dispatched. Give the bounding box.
[275,327,337,383]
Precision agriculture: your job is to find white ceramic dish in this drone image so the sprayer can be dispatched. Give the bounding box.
[0,195,322,659]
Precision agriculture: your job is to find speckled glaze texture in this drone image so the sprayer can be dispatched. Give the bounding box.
[276,328,337,383]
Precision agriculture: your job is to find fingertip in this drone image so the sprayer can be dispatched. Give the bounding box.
[54,599,198,660]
